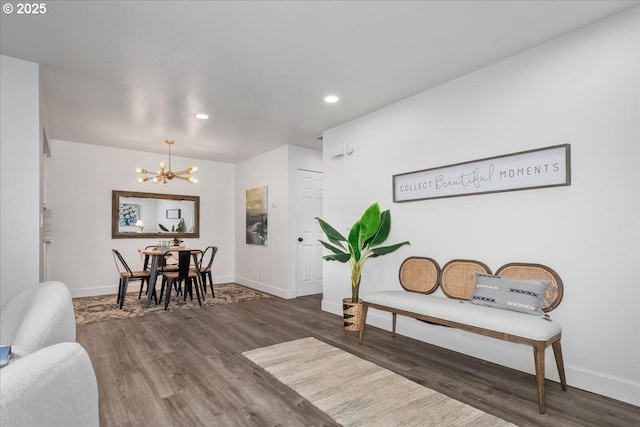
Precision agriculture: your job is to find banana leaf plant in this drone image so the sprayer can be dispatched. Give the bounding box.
[316,203,410,303]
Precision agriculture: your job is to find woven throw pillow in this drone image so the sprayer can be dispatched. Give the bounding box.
[471,274,550,315]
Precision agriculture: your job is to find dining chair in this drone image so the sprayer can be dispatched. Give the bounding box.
[158,251,183,298]
[161,252,180,272]
[112,249,154,309]
[161,250,202,310]
[196,246,218,297]
[139,245,157,299]
[140,245,181,296]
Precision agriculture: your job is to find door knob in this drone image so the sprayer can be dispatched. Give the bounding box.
[298,237,303,242]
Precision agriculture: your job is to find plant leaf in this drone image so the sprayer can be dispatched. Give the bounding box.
[348,221,361,262]
[316,217,347,246]
[319,240,348,256]
[359,203,381,243]
[158,224,169,232]
[368,209,391,247]
[370,241,411,257]
[323,253,351,263]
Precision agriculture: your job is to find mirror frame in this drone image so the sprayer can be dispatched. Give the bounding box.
[112,190,200,239]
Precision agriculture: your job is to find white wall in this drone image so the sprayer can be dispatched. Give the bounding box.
[45,139,236,296]
[235,145,322,298]
[0,55,41,306]
[321,7,639,406]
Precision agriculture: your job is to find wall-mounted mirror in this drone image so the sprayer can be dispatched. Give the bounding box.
[112,190,200,239]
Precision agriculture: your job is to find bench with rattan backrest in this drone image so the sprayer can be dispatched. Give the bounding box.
[359,257,567,414]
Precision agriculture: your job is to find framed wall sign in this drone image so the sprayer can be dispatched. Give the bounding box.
[393,144,571,202]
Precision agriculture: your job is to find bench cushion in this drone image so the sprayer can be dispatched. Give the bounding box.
[363,291,562,341]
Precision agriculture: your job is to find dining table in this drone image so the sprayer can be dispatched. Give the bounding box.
[140,246,203,308]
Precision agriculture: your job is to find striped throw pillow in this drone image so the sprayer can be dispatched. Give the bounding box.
[471,273,550,315]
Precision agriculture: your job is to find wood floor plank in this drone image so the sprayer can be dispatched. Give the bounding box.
[77,294,639,427]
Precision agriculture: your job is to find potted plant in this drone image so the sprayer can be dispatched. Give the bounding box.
[316,202,410,331]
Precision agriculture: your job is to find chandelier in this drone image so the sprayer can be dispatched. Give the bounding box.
[136,140,198,185]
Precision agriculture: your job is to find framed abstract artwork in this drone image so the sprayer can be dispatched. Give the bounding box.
[246,186,268,245]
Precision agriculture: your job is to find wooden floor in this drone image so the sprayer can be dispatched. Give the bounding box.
[77,293,639,427]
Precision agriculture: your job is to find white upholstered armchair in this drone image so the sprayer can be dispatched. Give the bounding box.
[0,342,99,426]
[0,281,76,354]
[0,281,99,426]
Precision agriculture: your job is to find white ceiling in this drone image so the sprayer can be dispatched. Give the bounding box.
[1,1,637,163]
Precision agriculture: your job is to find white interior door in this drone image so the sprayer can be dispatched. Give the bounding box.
[295,169,323,296]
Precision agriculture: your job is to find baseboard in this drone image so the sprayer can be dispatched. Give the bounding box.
[213,275,236,285]
[321,300,640,407]
[321,298,343,316]
[70,286,118,298]
[234,276,292,299]
[565,365,640,406]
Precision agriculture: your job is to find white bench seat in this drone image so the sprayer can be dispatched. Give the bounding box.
[364,290,562,341]
[357,259,568,414]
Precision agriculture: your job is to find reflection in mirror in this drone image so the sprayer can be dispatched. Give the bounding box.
[112,190,200,239]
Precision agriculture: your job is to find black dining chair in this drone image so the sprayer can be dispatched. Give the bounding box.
[139,246,179,298]
[161,250,202,310]
[112,249,154,309]
[138,245,157,299]
[196,246,218,297]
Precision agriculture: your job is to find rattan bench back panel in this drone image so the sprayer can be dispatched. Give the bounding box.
[495,263,563,312]
[398,257,440,294]
[441,259,492,300]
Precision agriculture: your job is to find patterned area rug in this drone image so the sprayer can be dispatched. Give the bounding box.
[244,337,516,427]
[74,283,271,325]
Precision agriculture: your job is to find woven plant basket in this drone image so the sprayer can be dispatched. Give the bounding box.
[342,298,363,332]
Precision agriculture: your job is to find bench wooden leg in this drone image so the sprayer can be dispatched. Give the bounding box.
[358,303,369,344]
[533,343,546,414]
[552,339,568,391]
[392,313,397,337]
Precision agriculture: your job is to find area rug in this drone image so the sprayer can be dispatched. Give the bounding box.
[243,337,516,427]
[74,283,271,325]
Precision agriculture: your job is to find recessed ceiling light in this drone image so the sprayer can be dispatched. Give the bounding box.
[324,95,339,103]
[195,113,209,119]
